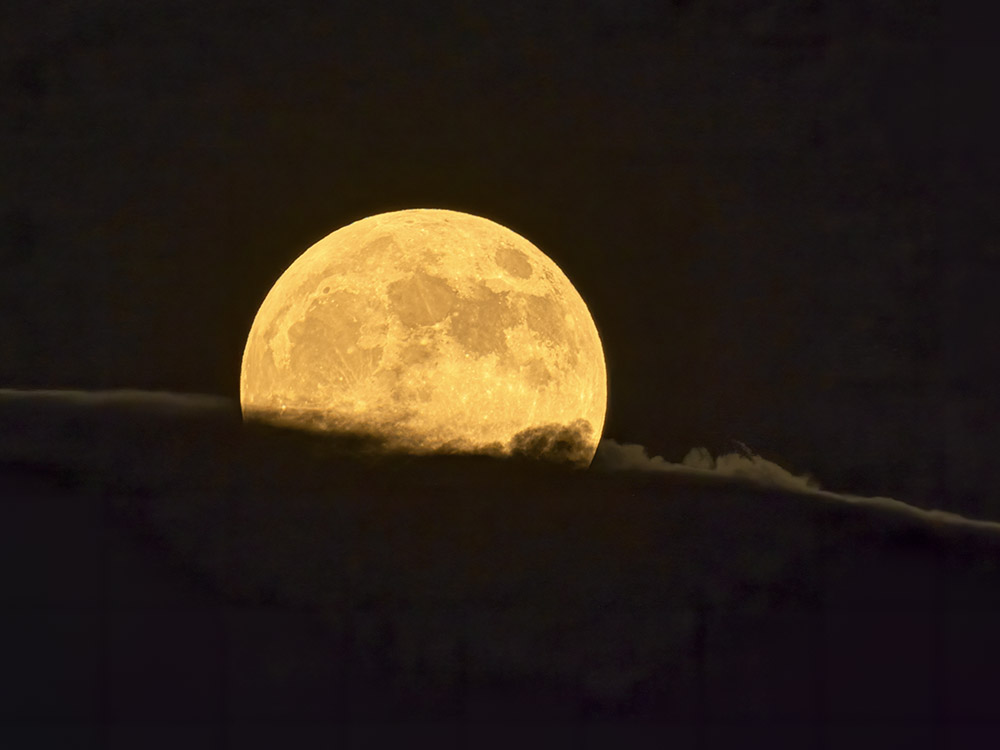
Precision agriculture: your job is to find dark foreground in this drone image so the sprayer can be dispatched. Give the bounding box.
[2,412,1000,748]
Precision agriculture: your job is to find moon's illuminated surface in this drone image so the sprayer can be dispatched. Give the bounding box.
[240,209,607,464]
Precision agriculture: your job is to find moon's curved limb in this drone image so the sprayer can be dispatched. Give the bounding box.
[240,209,606,465]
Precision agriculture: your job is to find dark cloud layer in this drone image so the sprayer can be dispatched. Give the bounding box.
[3,387,993,532]
[3,388,1000,729]
[509,419,595,466]
[3,388,997,538]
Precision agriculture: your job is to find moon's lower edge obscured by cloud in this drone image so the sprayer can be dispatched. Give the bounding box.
[240,209,607,465]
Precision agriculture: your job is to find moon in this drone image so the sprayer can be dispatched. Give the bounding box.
[240,209,607,465]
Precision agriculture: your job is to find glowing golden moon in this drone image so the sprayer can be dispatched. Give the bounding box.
[240,209,607,464]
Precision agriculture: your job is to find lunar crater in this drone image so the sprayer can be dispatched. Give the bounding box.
[363,234,398,256]
[449,287,518,357]
[388,271,460,328]
[496,243,533,278]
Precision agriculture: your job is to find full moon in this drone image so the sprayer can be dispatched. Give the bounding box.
[240,209,607,464]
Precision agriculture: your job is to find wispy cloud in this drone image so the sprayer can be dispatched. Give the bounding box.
[594,438,1000,535]
[594,439,819,493]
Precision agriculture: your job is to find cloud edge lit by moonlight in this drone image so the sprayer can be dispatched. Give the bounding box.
[595,437,1000,535]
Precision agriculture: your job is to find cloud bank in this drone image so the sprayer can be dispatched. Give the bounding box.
[2,388,996,535]
[4,388,1000,708]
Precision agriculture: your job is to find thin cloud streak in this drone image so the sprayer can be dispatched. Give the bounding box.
[0,388,234,411]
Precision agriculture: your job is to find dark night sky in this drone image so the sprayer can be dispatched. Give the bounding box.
[2,1,995,514]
